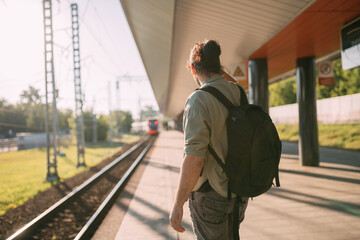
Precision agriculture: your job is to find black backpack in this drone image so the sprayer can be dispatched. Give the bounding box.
[199,84,281,198]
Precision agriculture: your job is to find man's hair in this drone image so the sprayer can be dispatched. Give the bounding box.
[188,39,222,75]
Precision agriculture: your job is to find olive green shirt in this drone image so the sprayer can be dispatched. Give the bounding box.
[183,74,242,198]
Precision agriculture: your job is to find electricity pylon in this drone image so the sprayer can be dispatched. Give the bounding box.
[71,3,86,167]
[43,0,59,182]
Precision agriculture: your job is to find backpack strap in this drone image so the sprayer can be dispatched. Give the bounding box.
[196,86,232,187]
[233,195,242,240]
[200,85,249,110]
[207,145,226,170]
[237,84,249,105]
[209,145,232,200]
[198,84,250,202]
[199,86,233,111]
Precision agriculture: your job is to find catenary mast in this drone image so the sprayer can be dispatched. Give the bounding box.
[71,3,86,167]
[43,0,59,182]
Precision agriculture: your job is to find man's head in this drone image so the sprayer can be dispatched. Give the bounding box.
[188,40,222,86]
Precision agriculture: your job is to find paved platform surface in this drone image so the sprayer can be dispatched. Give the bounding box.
[93,130,360,240]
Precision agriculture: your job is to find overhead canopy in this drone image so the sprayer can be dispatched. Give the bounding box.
[120,0,360,118]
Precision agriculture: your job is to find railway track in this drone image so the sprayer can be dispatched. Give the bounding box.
[6,136,156,240]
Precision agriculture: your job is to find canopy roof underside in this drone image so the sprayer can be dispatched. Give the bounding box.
[120,0,360,118]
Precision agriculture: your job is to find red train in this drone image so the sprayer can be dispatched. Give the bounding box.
[148,119,159,135]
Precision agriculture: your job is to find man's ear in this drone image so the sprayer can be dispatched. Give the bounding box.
[191,64,196,75]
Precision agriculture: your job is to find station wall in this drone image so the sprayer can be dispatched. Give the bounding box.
[270,93,360,124]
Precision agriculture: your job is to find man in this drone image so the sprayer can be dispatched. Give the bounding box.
[170,40,248,240]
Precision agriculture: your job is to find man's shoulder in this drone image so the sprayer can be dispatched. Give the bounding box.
[186,89,209,105]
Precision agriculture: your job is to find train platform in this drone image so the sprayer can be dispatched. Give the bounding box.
[93,130,360,240]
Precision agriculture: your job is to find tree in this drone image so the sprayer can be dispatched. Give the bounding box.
[0,86,74,136]
[18,86,45,132]
[57,109,73,132]
[111,110,133,133]
[317,59,360,99]
[270,58,360,107]
[82,111,109,142]
[20,86,42,105]
[0,99,26,136]
[97,114,109,141]
[82,111,93,142]
[140,105,159,120]
[269,77,297,107]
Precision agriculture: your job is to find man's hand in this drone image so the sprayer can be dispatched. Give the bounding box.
[169,203,185,232]
[169,154,204,233]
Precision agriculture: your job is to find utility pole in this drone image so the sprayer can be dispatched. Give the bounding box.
[92,97,97,143]
[138,97,143,134]
[108,81,113,145]
[71,3,86,167]
[138,97,142,122]
[43,0,59,182]
[116,74,147,117]
[116,79,121,111]
[115,79,121,139]
[92,113,97,143]
[116,75,149,133]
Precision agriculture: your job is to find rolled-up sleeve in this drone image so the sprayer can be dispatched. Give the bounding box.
[183,95,210,158]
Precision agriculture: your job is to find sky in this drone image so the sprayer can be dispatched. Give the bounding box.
[0,0,159,119]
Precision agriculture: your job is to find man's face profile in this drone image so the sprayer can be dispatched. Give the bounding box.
[190,63,201,86]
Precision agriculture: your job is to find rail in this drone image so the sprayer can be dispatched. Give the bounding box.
[6,136,155,240]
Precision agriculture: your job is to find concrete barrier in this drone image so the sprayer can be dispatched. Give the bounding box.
[270,93,360,124]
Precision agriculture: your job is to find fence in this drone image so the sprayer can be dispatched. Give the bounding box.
[270,93,360,124]
[0,132,73,152]
[0,138,18,152]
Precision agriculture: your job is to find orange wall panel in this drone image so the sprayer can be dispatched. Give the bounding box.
[248,0,360,79]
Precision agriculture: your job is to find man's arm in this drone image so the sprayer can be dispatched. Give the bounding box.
[170,154,204,232]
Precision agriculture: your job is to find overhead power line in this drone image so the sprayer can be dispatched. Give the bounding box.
[0,122,26,128]
[0,107,23,114]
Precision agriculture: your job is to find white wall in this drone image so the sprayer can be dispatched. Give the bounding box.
[269,93,360,124]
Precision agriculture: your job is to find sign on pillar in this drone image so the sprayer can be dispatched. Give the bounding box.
[318,60,334,86]
[231,64,248,89]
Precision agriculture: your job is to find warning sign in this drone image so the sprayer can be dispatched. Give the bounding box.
[228,64,247,88]
[318,61,334,86]
[233,66,245,77]
[231,64,246,81]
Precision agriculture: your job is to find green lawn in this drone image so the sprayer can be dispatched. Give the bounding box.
[0,134,141,215]
[276,124,360,150]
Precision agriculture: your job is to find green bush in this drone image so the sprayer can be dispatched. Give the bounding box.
[275,124,360,150]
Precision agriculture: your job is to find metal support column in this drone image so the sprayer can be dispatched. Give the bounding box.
[92,97,97,143]
[71,3,86,167]
[248,58,269,113]
[92,113,97,143]
[296,57,319,166]
[108,81,113,145]
[115,80,121,138]
[43,0,59,182]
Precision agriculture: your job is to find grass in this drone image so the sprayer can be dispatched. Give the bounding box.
[0,134,142,215]
[276,124,360,150]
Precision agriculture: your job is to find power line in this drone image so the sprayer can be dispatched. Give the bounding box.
[79,19,124,71]
[0,122,45,133]
[90,0,126,67]
[0,107,23,114]
[81,0,91,21]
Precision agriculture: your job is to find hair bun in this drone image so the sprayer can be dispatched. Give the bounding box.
[203,40,221,57]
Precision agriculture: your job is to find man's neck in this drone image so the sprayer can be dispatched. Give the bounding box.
[198,72,215,85]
